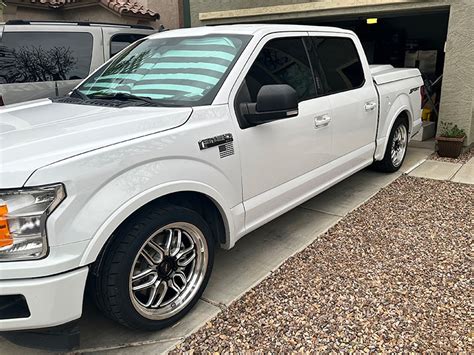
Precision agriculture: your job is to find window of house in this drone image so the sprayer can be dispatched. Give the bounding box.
[311,37,365,94]
[0,32,93,84]
[244,37,316,103]
[110,33,148,57]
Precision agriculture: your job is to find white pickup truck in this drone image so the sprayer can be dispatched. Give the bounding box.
[0,25,423,349]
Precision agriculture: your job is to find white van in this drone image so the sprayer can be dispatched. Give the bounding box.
[0,20,155,105]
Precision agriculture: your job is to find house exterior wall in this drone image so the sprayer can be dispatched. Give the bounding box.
[189,0,474,146]
[61,6,138,25]
[146,0,183,29]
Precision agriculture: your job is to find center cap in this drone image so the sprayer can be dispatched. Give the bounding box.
[158,259,175,278]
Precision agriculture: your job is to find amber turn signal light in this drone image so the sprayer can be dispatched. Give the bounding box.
[0,205,13,248]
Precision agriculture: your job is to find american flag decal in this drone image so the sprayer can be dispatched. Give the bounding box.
[219,142,234,158]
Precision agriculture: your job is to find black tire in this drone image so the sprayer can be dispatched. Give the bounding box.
[88,204,214,330]
[372,116,409,173]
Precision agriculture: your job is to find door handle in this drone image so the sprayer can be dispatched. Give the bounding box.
[315,114,331,128]
[365,101,377,111]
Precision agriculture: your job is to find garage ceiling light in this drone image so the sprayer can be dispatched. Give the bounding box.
[367,18,378,24]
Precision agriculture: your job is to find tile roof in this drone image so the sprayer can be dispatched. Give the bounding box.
[103,0,159,20]
[26,0,159,20]
[29,0,78,7]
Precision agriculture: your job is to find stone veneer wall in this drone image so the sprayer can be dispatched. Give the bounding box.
[190,0,474,145]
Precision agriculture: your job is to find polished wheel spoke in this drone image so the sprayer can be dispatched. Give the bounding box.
[177,245,196,267]
[391,125,407,167]
[141,250,157,266]
[163,229,173,256]
[132,268,154,282]
[151,281,168,308]
[170,229,182,257]
[132,272,159,291]
[147,240,165,263]
[144,281,160,307]
[171,271,187,293]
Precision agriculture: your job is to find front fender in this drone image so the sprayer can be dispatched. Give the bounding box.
[27,154,242,270]
[79,179,235,266]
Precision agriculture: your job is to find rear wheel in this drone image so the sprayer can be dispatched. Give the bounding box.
[89,205,214,330]
[373,116,409,173]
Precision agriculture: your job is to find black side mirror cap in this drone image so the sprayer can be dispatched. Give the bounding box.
[240,84,298,126]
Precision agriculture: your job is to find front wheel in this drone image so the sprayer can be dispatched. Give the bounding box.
[373,116,409,173]
[89,205,214,330]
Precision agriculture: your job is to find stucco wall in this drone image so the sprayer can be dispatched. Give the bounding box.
[189,0,301,26]
[190,0,474,145]
[3,5,62,21]
[437,0,474,145]
[147,0,182,29]
[62,7,138,25]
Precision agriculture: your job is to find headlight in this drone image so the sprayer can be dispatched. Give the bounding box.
[0,184,66,261]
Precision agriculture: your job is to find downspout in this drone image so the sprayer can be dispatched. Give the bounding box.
[183,0,191,28]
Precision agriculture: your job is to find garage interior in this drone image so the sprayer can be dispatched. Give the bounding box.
[285,9,450,141]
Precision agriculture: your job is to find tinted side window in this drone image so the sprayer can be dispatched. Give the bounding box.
[0,32,93,84]
[110,33,148,57]
[244,37,316,103]
[311,37,365,94]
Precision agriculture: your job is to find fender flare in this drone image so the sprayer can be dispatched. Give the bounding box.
[79,180,235,266]
[375,94,413,161]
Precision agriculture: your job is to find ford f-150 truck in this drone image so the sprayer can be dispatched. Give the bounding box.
[0,24,423,349]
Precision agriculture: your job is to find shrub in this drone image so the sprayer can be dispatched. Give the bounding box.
[439,121,466,138]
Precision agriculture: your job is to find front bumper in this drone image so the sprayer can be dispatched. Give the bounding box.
[0,267,88,332]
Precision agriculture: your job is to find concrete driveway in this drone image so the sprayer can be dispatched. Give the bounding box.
[0,146,434,354]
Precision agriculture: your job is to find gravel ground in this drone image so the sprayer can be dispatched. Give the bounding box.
[176,176,473,353]
[429,147,474,164]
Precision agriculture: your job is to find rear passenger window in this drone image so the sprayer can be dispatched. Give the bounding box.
[244,37,316,102]
[310,37,365,94]
[0,32,93,84]
[110,33,148,57]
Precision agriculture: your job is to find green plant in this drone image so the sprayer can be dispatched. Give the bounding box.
[438,121,466,138]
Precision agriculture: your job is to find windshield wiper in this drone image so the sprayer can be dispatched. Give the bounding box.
[70,88,89,100]
[88,92,157,105]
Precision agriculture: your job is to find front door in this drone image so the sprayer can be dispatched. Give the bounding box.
[231,33,333,231]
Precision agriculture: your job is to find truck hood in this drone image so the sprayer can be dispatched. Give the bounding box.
[0,99,192,188]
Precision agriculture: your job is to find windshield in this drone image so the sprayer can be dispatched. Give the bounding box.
[76,34,251,106]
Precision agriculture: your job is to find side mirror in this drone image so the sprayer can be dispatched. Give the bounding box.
[240,84,298,126]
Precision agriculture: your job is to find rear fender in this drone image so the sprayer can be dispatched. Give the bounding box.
[375,93,413,161]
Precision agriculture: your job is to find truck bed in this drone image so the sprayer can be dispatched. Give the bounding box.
[370,64,421,85]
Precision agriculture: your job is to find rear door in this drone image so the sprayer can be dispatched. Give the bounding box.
[308,33,378,163]
[0,26,102,105]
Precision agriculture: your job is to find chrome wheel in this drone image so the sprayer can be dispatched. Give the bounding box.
[129,222,208,320]
[391,124,407,167]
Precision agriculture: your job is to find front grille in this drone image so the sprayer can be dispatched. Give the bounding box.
[0,295,30,319]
